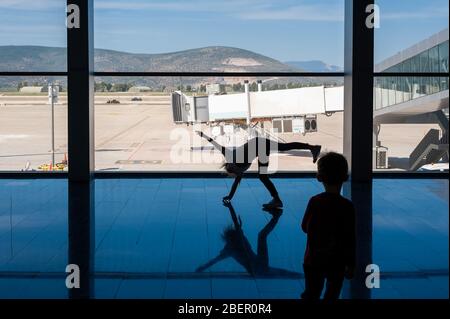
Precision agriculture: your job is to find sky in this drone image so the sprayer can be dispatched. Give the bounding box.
[0,0,448,66]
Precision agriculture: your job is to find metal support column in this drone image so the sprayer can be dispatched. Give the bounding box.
[66,0,95,299]
[343,0,375,299]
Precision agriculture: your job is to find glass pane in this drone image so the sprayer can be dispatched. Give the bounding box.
[419,50,430,72]
[374,76,449,172]
[411,55,420,72]
[421,76,431,94]
[439,41,449,72]
[94,76,343,171]
[403,77,412,102]
[431,76,441,93]
[441,76,449,91]
[94,0,345,72]
[402,58,411,72]
[0,77,68,171]
[373,0,449,171]
[374,77,383,110]
[429,46,441,72]
[411,77,421,99]
[0,1,67,72]
[0,178,68,298]
[395,77,403,104]
[375,0,449,72]
[381,77,389,107]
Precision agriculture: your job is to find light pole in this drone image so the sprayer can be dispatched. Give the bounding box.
[48,82,58,170]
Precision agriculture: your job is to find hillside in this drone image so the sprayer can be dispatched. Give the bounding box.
[285,60,343,72]
[0,45,296,73]
[0,46,343,90]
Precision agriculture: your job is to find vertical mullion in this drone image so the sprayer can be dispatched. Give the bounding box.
[67,0,95,299]
[343,0,374,299]
[344,0,374,181]
[67,0,95,181]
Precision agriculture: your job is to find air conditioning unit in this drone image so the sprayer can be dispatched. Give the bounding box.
[291,116,317,135]
[376,146,389,169]
[273,116,317,134]
[304,115,318,134]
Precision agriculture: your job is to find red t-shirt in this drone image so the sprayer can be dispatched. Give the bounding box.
[301,192,356,268]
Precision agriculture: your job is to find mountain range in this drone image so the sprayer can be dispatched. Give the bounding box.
[0,45,342,89]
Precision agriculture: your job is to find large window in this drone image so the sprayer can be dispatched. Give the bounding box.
[94,76,344,171]
[373,1,449,172]
[0,77,68,171]
[0,1,67,172]
[93,0,345,73]
[0,1,447,174]
[0,0,67,72]
[93,0,345,172]
[374,0,449,69]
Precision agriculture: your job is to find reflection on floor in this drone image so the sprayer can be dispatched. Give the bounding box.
[0,178,448,299]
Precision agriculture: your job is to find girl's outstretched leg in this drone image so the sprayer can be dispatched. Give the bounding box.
[276,142,322,163]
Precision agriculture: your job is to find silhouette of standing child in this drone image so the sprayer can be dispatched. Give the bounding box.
[301,152,356,300]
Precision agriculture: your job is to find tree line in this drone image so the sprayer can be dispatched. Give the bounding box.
[10,80,342,93]
[93,81,337,93]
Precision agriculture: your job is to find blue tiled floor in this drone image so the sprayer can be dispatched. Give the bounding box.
[0,178,447,299]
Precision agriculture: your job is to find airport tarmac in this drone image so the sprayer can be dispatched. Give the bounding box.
[0,94,442,171]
